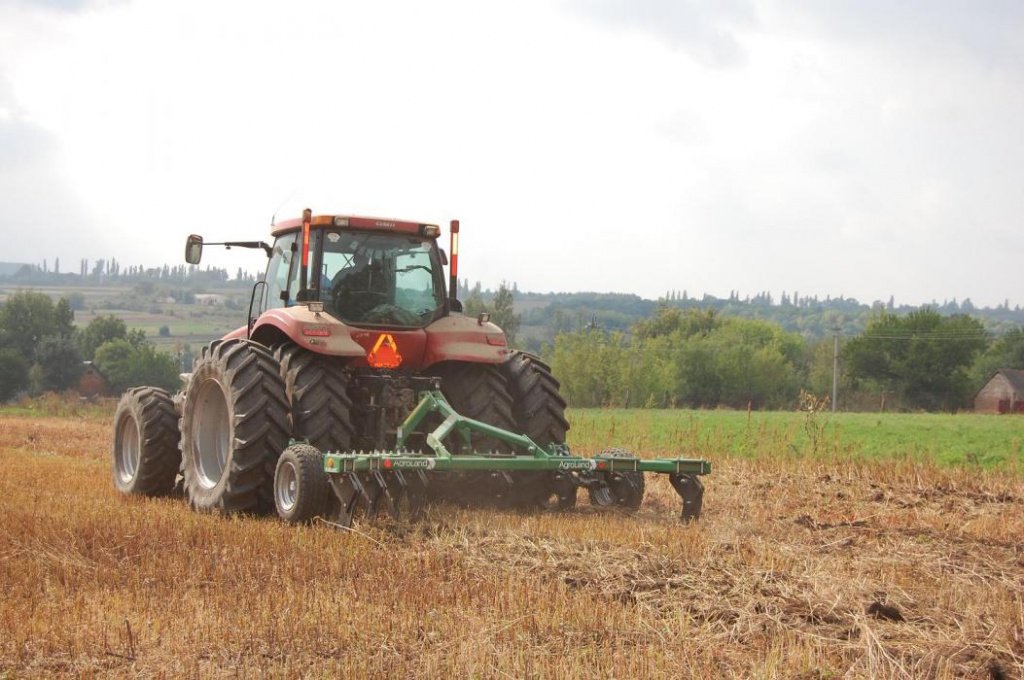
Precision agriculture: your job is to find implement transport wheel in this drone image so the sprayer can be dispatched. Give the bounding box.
[588,448,645,510]
[112,386,181,496]
[181,339,290,514]
[274,344,355,453]
[428,362,519,506]
[500,351,577,510]
[274,444,329,523]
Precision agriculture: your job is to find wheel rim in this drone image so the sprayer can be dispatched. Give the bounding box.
[192,378,231,489]
[276,459,298,513]
[116,415,141,484]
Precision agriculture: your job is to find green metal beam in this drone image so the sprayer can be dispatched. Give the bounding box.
[324,451,711,475]
[325,388,711,477]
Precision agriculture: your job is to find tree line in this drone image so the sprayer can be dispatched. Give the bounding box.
[547,305,1019,412]
[0,291,179,402]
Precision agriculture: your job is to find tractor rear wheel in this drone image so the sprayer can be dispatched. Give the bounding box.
[274,443,330,523]
[112,386,180,496]
[274,344,355,454]
[500,351,576,510]
[428,362,517,505]
[181,339,290,514]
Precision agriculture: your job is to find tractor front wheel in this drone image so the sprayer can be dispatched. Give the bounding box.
[181,339,290,514]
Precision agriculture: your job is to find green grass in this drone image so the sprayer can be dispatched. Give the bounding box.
[567,408,1024,469]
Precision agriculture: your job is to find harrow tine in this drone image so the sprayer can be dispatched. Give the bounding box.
[669,473,704,522]
[375,470,405,521]
[354,472,384,518]
[403,471,429,520]
[328,475,360,528]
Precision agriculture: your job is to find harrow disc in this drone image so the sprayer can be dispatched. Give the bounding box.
[587,448,645,510]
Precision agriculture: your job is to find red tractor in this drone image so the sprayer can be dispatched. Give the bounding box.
[111,211,708,524]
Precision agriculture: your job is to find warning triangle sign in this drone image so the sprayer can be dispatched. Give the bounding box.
[368,333,403,368]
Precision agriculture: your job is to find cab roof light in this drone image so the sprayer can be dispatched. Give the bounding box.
[421,224,441,238]
[333,216,349,227]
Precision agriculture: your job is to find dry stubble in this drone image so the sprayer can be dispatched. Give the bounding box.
[1,412,1022,678]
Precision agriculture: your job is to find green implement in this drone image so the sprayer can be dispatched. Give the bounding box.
[321,389,710,527]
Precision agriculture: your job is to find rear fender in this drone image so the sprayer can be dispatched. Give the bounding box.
[423,314,511,367]
[246,308,366,358]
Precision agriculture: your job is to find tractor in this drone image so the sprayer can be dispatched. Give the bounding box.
[111,210,709,525]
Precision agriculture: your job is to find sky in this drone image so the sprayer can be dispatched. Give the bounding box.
[1,0,1022,307]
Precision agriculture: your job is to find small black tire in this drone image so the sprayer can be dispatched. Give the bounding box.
[112,386,181,496]
[588,447,645,510]
[181,339,290,514]
[274,444,329,523]
[274,344,355,454]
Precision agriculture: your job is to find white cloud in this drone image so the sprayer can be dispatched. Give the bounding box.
[1,0,1023,307]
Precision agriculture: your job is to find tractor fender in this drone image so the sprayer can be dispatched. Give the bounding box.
[244,308,366,358]
[422,314,510,367]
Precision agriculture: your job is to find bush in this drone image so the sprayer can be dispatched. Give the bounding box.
[35,335,83,392]
[94,339,179,392]
[0,348,30,401]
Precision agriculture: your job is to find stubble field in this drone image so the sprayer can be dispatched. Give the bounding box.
[1,402,1022,678]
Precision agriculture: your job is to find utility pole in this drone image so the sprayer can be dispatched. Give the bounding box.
[832,327,840,412]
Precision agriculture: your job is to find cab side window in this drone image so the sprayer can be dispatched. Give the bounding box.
[263,233,299,311]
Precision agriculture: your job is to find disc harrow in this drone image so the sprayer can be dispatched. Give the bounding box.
[317,389,711,527]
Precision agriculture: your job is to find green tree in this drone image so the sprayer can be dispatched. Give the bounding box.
[970,327,1024,388]
[0,291,75,360]
[844,309,987,411]
[0,348,30,401]
[490,283,520,346]
[35,335,83,391]
[633,305,720,340]
[94,338,179,392]
[78,314,130,360]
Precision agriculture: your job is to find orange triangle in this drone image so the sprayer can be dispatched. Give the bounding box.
[368,333,403,368]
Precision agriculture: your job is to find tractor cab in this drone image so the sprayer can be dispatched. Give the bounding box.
[185,212,457,330]
[263,223,448,328]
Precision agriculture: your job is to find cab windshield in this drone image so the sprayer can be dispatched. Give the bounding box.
[318,230,445,327]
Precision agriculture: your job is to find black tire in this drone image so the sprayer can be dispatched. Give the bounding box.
[427,362,517,505]
[501,351,570,444]
[588,447,645,510]
[500,351,576,510]
[181,339,290,514]
[274,444,330,523]
[274,344,355,453]
[112,386,181,496]
[429,362,517,452]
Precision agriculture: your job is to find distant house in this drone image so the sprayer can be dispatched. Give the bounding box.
[974,369,1024,414]
[77,362,110,398]
[194,293,226,306]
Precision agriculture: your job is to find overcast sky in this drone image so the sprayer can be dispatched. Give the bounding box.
[1,0,1022,307]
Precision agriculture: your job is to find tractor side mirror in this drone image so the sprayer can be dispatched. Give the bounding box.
[185,235,203,264]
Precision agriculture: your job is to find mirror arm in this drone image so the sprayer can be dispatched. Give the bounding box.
[205,241,273,257]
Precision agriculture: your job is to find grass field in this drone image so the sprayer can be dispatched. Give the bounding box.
[1,400,1022,677]
[570,409,1024,469]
